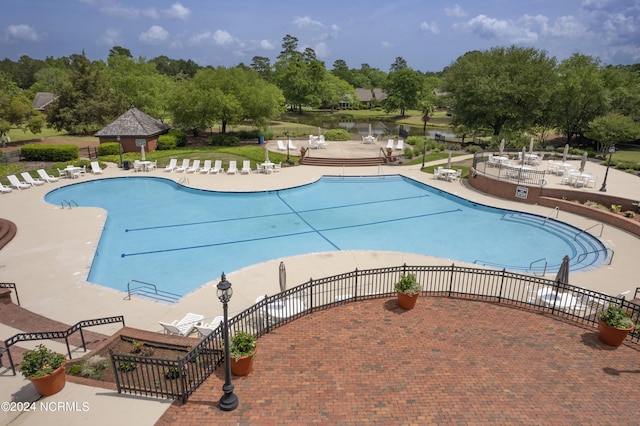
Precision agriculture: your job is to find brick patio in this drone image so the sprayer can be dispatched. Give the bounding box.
[156,296,640,425]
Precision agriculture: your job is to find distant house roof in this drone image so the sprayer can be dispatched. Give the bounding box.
[94,108,170,137]
[355,88,373,102]
[33,92,57,110]
[355,88,388,103]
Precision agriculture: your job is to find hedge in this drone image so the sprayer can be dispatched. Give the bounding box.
[21,144,79,162]
[158,134,177,150]
[98,142,121,156]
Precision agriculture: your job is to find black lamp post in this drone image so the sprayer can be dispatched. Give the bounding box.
[117,135,123,167]
[421,136,427,170]
[285,131,291,164]
[217,273,238,411]
[599,145,615,192]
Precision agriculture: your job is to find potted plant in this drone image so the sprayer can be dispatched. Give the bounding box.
[229,331,257,376]
[20,344,66,396]
[394,273,422,310]
[598,305,634,347]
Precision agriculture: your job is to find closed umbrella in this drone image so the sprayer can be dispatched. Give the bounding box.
[279,262,286,293]
[562,144,569,162]
[521,146,526,166]
[368,123,372,137]
[579,151,587,173]
[265,144,270,163]
[447,152,451,169]
[529,137,534,153]
[499,139,505,156]
[140,145,146,161]
[555,255,570,287]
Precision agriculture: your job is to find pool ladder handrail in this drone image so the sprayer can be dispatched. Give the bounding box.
[126,279,181,303]
[529,258,547,276]
[178,176,189,184]
[576,247,614,265]
[543,206,560,224]
[574,222,604,239]
[61,200,78,209]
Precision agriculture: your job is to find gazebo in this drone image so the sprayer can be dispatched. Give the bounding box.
[94,108,170,153]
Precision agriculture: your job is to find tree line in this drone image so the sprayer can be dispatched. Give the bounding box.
[1,36,638,150]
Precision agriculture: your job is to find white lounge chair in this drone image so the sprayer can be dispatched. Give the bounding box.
[227,160,238,174]
[0,184,12,193]
[199,160,212,173]
[195,316,224,338]
[57,168,68,179]
[158,312,204,336]
[273,162,281,172]
[276,140,286,151]
[37,169,59,183]
[164,158,178,172]
[7,175,30,190]
[395,139,404,150]
[240,160,252,174]
[175,159,190,173]
[386,139,394,150]
[210,160,224,174]
[287,140,297,150]
[90,161,103,174]
[20,172,45,186]
[186,159,200,173]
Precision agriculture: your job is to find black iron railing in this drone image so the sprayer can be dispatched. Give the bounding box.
[109,264,639,403]
[3,315,125,375]
[0,282,20,305]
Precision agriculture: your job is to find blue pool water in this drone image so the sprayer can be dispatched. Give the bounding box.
[45,176,607,297]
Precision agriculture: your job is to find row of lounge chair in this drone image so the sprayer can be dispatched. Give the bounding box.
[164,159,279,175]
[276,140,297,151]
[159,312,224,338]
[2,162,104,193]
[386,139,404,151]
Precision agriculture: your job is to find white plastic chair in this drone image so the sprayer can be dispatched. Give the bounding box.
[175,159,190,173]
[210,160,224,174]
[241,160,252,174]
[186,160,200,173]
[158,312,204,336]
[7,175,30,190]
[164,158,178,172]
[20,172,45,186]
[276,140,286,151]
[199,160,212,173]
[37,169,59,183]
[90,161,103,174]
[226,160,238,174]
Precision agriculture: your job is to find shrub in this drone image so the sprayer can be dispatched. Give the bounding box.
[323,128,350,141]
[624,211,636,218]
[98,142,121,156]
[80,355,109,379]
[466,145,482,154]
[20,344,65,378]
[406,136,422,146]
[394,273,421,296]
[21,144,79,162]
[404,147,414,158]
[610,204,622,213]
[208,133,240,146]
[229,331,257,361]
[157,134,177,150]
[167,129,187,147]
[599,305,633,329]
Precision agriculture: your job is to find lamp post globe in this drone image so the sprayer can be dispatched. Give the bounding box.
[217,273,238,411]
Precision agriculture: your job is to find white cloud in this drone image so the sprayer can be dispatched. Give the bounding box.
[164,3,191,20]
[545,15,588,38]
[139,25,169,44]
[2,24,40,43]
[381,41,393,48]
[444,4,467,18]
[97,28,121,47]
[213,30,236,46]
[293,16,324,29]
[314,42,330,58]
[142,7,160,19]
[257,39,274,50]
[455,14,545,43]
[419,21,440,34]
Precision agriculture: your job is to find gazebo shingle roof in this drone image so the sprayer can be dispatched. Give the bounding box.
[94,108,170,137]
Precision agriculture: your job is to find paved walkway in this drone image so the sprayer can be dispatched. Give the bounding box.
[157,297,640,425]
[0,139,638,425]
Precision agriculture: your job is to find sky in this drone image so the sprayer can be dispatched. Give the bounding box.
[1,0,639,72]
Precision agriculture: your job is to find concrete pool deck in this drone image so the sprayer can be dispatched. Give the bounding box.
[0,139,638,424]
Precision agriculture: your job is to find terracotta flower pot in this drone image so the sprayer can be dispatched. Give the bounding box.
[230,348,256,376]
[29,364,66,396]
[397,292,419,310]
[598,318,634,347]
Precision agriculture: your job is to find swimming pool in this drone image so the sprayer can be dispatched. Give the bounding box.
[44,175,607,297]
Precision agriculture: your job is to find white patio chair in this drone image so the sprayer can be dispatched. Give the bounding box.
[186,160,200,173]
[199,160,212,173]
[90,161,104,174]
[227,160,238,174]
[240,160,252,174]
[37,169,59,183]
[175,159,190,173]
[7,175,30,190]
[195,316,224,338]
[158,312,204,336]
[276,140,286,151]
[20,172,45,186]
[164,158,178,172]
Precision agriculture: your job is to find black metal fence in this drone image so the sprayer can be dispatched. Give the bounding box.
[0,282,20,305]
[3,315,125,375]
[109,264,639,403]
[473,151,548,186]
